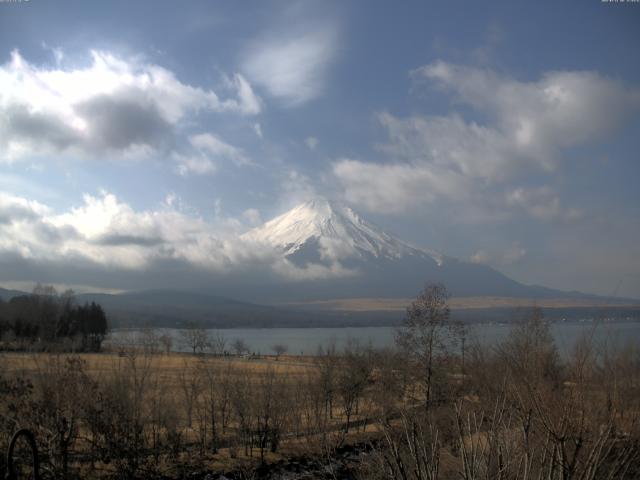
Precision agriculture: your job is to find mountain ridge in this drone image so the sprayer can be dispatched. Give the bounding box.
[243,197,442,264]
[241,198,605,301]
[2,286,638,330]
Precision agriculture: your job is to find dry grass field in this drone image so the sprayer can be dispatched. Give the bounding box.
[0,351,316,378]
[1,303,639,479]
[0,348,383,478]
[283,295,638,311]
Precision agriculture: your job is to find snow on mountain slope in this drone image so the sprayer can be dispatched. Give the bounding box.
[242,198,442,264]
[90,196,596,302]
[239,198,566,299]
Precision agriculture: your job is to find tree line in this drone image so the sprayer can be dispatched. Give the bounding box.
[0,284,108,352]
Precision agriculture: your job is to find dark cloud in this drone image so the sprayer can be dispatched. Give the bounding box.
[0,103,80,153]
[0,49,261,161]
[0,91,174,157]
[76,89,174,153]
[95,233,165,247]
[0,203,41,224]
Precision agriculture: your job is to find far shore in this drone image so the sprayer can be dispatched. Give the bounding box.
[280,295,640,312]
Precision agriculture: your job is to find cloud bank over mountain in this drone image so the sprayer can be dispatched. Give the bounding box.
[0,193,610,302]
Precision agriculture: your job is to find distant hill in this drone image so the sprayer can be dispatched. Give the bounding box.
[2,286,638,328]
[75,289,398,328]
[76,289,281,328]
[0,287,29,301]
[69,290,640,327]
[71,289,640,328]
[0,286,397,328]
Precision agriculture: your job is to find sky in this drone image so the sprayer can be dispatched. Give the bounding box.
[0,0,639,298]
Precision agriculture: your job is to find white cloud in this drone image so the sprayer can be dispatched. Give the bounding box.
[41,42,64,65]
[0,191,267,271]
[503,244,527,265]
[173,152,217,176]
[470,243,526,266]
[333,158,469,214]
[0,49,261,162]
[173,133,252,176]
[254,123,263,138]
[305,136,319,150]
[0,191,356,283]
[271,258,358,281]
[242,208,262,226]
[0,191,50,222]
[164,193,177,207]
[230,73,262,115]
[506,186,583,222]
[417,61,639,155]
[378,112,515,182]
[334,61,640,219]
[279,170,318,207]
[243,26,337,106]
[470,250,490,265]
[190,133,251,167]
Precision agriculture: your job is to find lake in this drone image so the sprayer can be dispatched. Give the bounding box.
[106,320,640,357]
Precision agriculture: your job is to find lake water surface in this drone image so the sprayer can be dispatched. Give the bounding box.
[107,321,640,357]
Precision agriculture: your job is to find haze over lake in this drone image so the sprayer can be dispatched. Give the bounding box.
[107,321,640,357]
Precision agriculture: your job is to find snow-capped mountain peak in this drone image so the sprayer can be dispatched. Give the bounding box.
[237,198,564,299]
[243,197,442,264]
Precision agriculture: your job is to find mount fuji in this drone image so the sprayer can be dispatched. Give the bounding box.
[244,198,442,265]
[242,198,573,301]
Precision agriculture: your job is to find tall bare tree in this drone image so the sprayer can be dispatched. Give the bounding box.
[396,283,460,408]
[180,322,210,355]
[231,338,249,356]
[272,343,288,360]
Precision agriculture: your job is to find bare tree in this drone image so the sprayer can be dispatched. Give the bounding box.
[138,326,159,354]
[180,322,210,355]
[316,342,338,423]
[337,341,371,434]
[196,358,221,453]
[254,368,289,463]
[178,360,201,428]
[158,333,173,355]
[83,347,156,478]
[209,329,226,356]
[30,355,88,477]
[229,370,253,456]
[497,306,560,388]
[396,283,460,408]
[272,343,288,360]
[232,338,249,356]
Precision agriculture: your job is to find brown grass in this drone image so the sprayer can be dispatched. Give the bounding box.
[281,295,637,311]
[0,351,316,382]
[1,350,372,475]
